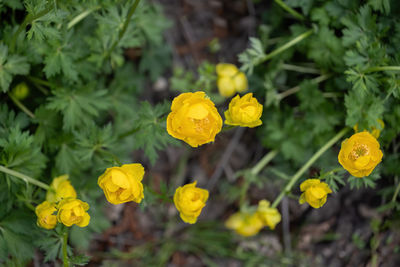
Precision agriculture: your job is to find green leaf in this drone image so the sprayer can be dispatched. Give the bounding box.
[0,44,30,92]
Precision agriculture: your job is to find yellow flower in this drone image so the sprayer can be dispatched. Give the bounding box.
[225,212,264,237]
[338,132,383,177]
[35,201,57,230]
[57,198,90,227]
[46,175,77,203]
[256,200,281,229]
[98,163,145,205]
[299,179,332,209]
[353,119,384,139]
[173,181,209,224]
[11,82,29,100]
[166,92,223,147]
[216,63,248,97]
[224,93,263,127]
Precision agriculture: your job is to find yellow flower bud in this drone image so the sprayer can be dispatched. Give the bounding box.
[225,212,264,237]
[11,82,29,100]
[46,175,77,203]
[299,179,332,209]
[166,92,223,147]
[57,198,90,227]
[353,119,384,139]
[35,201,57,230]
[216,63,248,97]
[338,132,383,177]
[224,93,263,128]
[173,181,209,224]
[256,200,281,230]
[98,163,145,205]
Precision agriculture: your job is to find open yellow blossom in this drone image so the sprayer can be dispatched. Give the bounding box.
[224,93,263,127]
[46,175,77,203]
[299,179,332,208]
[338,132,383,177]
[225,212,264,237]
[167,92,223,147]
[57,198,90,227]
[35,201,57,230]
[98,163,145,205]
[353,119,384,139]
[216,63,248,97]
[173,181,209,224]
[256,200,281,229]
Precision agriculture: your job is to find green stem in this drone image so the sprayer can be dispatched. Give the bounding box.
[239,150,278,207]
[8,93,35,118]
[67,6,100,29]
[319,167,344,179]
[10,3,55,52]
[281,63,320,74]
[104,0,141,59]
[271,128,349,208]
[365,66,400,73]
[258,29,314,65]
[274,0,306,20]
[250,150,278,176]
[63,231,69,267]
[27,76,54,88]
[391,176,400,203]
[118,126,140,140]
[277,73,332,100]
[0,165,50,190]
[98,149,122,166]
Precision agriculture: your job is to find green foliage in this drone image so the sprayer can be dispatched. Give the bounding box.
[0,0,172,264]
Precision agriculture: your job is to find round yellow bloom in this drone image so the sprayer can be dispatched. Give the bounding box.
[224,93,263,127]
[166,92,223,147]
[46,175,77,203]
[173,181,209,224]
[216,63,248,97]
[225,212,264,237]
[299,179,332,209]
[11,82,29,100]
[35,201,57,230]
[98,163,145,205]
[256,200,281,229]
[353,119,384,139]
[57,198,90,227]
[338,132,383,177]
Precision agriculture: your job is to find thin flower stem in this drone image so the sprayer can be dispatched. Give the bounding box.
[98,149,122,166]
[271,128,349,208]
[10,2,56,52]
[0,165,50,190]
[250,150,279,176]
[8,93,35,118]
[274,0,306,20]
[277,73,332,100]
[365,66,400,73]
[104,0,141,59]
[281,63,321,74]
[63,231,69,267]
[391,176,400,203]
[239,150,278,207]
[258,29,314,65]
[67,6,100,29]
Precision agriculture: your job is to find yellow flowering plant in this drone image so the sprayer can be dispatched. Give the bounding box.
[216,63,248,97]
[35,201,57,230]
[166,91,223,147]
[256,200,281,229]
[299,179,332,209]
[98,163,145,205]
[225,212,264,237]
[57,198,91,228]
[173,181,209,224]
[224,93,263,128]
[46,175,77,203]
[338,132,383,178]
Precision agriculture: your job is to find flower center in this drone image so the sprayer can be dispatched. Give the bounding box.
[191,117,210,133]
[350,144,369,160]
